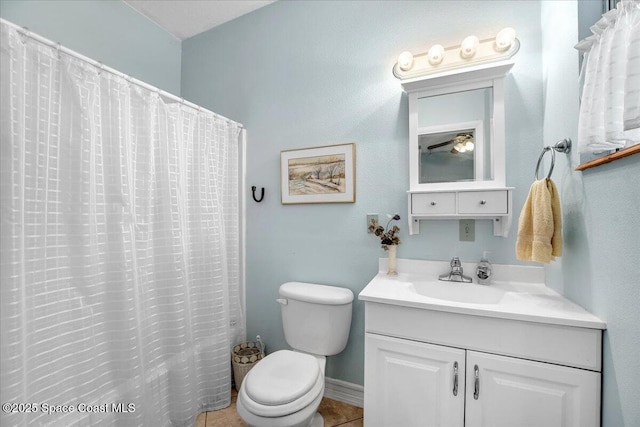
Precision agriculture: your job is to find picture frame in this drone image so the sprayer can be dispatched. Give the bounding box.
[280,143,356,204]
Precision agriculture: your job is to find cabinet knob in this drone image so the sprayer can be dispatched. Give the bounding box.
[430,201,436,206]
[480,200,487,205]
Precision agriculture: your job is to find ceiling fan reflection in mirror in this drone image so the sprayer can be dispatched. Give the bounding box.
[426,133,475,154]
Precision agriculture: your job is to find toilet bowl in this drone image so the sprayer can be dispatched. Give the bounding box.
[236,350,326,427]
[236,282,353,427]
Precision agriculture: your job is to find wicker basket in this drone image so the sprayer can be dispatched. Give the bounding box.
[232,342,264,390]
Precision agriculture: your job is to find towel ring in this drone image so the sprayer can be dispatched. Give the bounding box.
[535,147,555,180]
[535,138,572,180]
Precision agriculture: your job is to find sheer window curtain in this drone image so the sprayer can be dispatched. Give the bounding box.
[0,20,244,426]
[576,0,640,153]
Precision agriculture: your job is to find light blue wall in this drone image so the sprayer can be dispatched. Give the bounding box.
[542,2,640,426]
[569,158,640,427]
[181,0,546,385]
[0,0,181,94]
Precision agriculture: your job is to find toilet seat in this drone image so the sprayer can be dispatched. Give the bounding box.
[246,350,320,406]
[239,350,324,418]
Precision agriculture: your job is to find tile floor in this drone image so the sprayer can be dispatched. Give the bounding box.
[195,388,363,427]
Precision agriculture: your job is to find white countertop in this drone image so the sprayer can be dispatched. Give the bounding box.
[358,258,606,330]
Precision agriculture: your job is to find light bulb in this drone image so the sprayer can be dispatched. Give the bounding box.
[397,51,414,71]
[465,141,475,151]
[428,44,445,65]
[460,35,479,59]
[495,27,516,51]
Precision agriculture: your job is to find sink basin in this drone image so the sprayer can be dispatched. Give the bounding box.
[409,281,505,304]
[359,258,607,329]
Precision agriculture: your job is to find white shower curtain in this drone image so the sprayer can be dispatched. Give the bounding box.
[0,20,244,426]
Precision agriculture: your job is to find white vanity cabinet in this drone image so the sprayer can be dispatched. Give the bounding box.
[364,303,601,427]
[360,259,606,427]
[365,332,600,427]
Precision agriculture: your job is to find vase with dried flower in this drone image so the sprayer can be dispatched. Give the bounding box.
[368,214,401,276]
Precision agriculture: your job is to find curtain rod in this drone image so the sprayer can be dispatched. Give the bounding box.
[0,18,243,129]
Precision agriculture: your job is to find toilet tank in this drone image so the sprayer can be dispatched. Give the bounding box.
[278,282,354,356]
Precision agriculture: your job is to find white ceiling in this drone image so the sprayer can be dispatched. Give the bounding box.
[124,0,275,40]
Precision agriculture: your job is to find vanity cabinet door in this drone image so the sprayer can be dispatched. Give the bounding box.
[364,333,465,427]
[465,351,601,427]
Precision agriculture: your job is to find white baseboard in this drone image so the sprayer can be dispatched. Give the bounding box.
[323,377,364,408]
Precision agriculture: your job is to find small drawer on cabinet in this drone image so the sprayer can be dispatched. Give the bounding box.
[458,191,508,214]
[412,193,456,215]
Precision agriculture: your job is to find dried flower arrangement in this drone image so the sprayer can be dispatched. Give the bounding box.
[368,214,401,250]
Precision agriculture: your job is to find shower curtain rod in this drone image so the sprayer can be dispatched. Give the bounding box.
[0,18,244,129]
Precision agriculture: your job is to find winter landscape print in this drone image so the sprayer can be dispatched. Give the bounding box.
[281,143,355,204]
[288,154,346,195]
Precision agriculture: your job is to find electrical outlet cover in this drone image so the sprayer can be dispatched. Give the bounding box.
[459,219,475,241]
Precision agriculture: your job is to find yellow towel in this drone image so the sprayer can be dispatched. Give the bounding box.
[516,178,562,263]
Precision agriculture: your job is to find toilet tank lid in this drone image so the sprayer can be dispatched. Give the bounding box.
[279,282,354,305]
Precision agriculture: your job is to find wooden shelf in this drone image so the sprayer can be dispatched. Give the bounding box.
[576,144,640,171]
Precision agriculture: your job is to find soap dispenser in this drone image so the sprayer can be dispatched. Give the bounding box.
[476,251,493,285]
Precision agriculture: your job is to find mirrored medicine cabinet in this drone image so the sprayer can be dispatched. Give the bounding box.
[417,88,491,184]
[402,61,515,237]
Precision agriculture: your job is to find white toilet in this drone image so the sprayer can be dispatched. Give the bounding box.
[236,282,354,427]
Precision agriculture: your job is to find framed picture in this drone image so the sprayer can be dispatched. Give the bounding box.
[280,143,356,204]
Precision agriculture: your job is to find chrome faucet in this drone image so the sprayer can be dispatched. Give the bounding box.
[439,257,472,283]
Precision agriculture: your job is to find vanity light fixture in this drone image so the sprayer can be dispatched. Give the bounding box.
[393,27,519,80]
[428,44,445,65]
[397,51,414,71]
[495,27,516,52]
[460,35,479,59]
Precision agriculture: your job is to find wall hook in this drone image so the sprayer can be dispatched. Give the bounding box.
[251,186,265,203]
